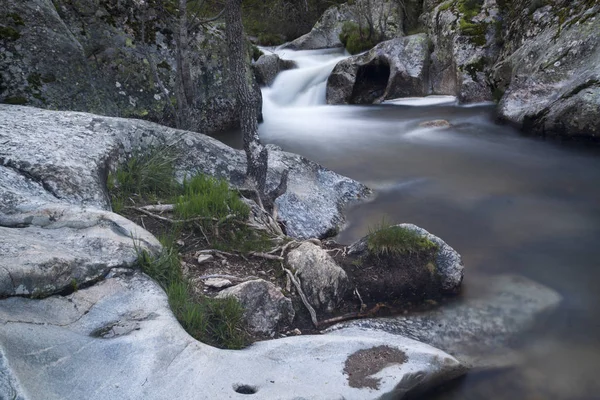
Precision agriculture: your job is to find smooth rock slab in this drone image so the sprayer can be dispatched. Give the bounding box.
[216,279,295,335]
[0,271,465,399]
[287,242,350,312]
[0,204,160,297]
[328,274,562,369]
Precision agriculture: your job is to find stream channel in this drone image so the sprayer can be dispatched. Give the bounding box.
[217,48,600,399]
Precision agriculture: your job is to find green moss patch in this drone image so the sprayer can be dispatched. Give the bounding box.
[339,22,381,55]
[0,25,20,41]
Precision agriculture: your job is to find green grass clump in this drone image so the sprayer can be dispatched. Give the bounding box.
[339,22,380,55]
[107,145,179,212]
[257,32,284,46]
[138,237,247,349]
[367,222,438,257]
[175,174,249,221]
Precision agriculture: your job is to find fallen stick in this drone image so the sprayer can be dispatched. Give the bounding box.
[198,274,259,282]
[137,204,175,212]
[283,266,319,328]
[317,303,386,328]
[249,252,284,261]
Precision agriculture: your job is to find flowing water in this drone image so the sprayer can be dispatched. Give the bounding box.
[218,48,600,399]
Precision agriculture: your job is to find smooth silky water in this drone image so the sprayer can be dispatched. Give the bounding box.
[216,48,600,399]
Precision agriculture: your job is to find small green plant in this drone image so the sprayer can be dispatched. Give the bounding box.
[137,238,247,349]
[251,45,264,61]
[339,21,379,55]
[367,220,438,257]
[257,32,284,46]
[175,174,249,221]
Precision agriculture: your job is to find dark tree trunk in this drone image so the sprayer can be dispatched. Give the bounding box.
[225,0,269,196]
[175,0,195,130]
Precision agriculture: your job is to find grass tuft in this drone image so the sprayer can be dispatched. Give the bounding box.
[107,145,179,212]
[138,241,248,349]
[367,220,438,258]
[175,175,249,221]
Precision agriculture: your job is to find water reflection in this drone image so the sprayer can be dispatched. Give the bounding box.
[214,47,600,399]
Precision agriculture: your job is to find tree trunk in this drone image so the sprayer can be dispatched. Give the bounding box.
[225,0,268,196]
[175,0,194,130]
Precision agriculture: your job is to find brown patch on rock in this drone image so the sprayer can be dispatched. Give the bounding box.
[419,119,451,128]
[344,345,408,389]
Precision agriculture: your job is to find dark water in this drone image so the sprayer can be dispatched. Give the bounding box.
[216,101,600,399]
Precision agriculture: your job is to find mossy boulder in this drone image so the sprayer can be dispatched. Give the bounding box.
[345,224,464,304]
[493,0,600,139]
[420,0,500,102]
[0,0,259,134]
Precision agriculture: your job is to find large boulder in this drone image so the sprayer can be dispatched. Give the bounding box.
[0,270,465,399]
[0,105,370,239]
[282,0,403,51]
[329,274,562,369]
[252,54,297,86]
[286,242,350,312]
[493,0,600,139]
[216,279,295,336]
[420,0,500,102]
[0,0,259,133]
[327,34,431,105]
[282,3,357,50]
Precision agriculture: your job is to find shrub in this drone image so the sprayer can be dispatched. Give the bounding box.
[367,221,438,258]
[339,21,379,55]
[257,32,284,46]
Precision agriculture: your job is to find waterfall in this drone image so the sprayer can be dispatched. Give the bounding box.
[261,48,349,110]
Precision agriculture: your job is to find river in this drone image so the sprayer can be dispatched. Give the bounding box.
[217,48,600,399]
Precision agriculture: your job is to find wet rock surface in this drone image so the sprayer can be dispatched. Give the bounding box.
[494,1,600,139]
[328,274,562,369]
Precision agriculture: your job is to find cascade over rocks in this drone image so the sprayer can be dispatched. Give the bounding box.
[327,34,431,104]
[0,0,261,133]
[0,105,369,239]
[252,54,297,87]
